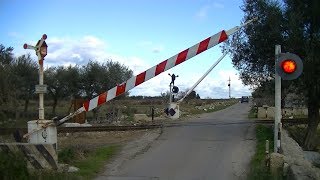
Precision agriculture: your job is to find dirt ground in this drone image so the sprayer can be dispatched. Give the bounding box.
[0,129,156,151]
[57,130,153,150]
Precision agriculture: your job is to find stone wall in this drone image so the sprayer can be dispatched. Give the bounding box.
[257,107,308,119]
[281,130,320,180]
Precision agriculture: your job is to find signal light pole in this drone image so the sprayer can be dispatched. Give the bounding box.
[274,45,303,153]
[274,45,282,153]
[166,73,180,119]
[24,34,48,120]
[23,34,57,146]
[168,73,178,103]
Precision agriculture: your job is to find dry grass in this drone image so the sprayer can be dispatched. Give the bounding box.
[2,98,237,127]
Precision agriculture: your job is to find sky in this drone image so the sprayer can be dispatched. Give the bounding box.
[0,0,252,99]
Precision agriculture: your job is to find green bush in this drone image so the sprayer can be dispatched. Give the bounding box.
[0,111,7,122]
[248,106,258,118]
[31,170,80,180]
[0,151,30,180]
[58,147,76,164]
[122,106,138,116]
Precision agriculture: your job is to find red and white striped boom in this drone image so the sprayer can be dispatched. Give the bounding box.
[83,30,227,111]
[56,18,257,125]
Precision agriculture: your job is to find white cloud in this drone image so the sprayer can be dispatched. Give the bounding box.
[195,5,211,20]
[81,36,105,48]
[195,2,225,21]
[152,46,164,53]
[39,36,149,74]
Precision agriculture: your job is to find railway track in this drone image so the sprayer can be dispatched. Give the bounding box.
[0,124,162,135]
[164,118,308,127]
[0,118,308,135]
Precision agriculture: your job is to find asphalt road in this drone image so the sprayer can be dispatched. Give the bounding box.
[98,102,256,180]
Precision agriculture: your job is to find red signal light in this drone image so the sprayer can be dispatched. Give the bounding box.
[276,53,303,80]
[281,59,296,74]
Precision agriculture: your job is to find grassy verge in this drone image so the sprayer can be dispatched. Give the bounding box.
[247,125,275,180]
[73,145,118,179]
[0,151,30,179]
[38,145,119,179]
[248,106,258,119]
[0,145,119,180]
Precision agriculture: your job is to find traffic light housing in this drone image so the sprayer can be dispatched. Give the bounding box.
[276,53,303,80]
[172,86,179,93]
[164,108,169,115]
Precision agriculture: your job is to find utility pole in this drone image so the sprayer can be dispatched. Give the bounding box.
[228,76,231,98]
